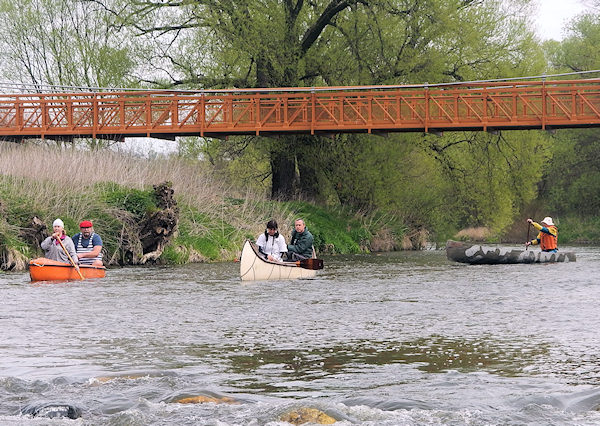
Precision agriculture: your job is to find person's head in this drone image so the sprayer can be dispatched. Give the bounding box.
[79,220,94,238]
[52,218,65,235]
[294,219,306,233]
[266,220,278,236]
[541,216,554,227]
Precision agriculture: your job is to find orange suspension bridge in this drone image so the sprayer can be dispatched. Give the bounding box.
[2,76,600,141]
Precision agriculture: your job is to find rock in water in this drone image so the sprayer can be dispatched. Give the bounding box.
[21,403,82,419]
[280,407,336,424]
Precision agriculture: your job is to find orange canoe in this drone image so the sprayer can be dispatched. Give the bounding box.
[29,258,106,282]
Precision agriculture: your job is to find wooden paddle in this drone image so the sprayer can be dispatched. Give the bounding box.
[526,222,531,251]
[296,258,324,270]
[56,236,85,280]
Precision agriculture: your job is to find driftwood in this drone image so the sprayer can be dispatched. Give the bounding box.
[18,216,49,248]
[138,182,179,264]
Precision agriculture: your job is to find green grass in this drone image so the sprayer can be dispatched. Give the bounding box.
[162,206,241,263]
[283,201,372,254]
[555,216,600,244]
[99,182,159,218]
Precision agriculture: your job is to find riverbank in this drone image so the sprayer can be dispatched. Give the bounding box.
[2,143,594,272]
[0,144,410,271]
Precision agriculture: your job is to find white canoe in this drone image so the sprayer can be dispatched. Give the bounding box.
[446,240,576,264]
[240,240,318,281]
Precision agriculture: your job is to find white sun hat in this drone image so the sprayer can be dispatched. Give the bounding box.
[52,218,64,228]
[541,216,554,226]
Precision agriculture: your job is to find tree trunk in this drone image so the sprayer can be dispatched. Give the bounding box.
[296,136,320,200]
[270,150,296,200]
[270,135,322,200]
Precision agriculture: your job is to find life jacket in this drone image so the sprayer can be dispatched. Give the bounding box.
[540,226,558,251]
[75,232,103,265]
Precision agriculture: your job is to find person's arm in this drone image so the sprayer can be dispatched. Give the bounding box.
[288,234,312,255]
[40,236,52,250]
[65,239,79,264]
[77,234,102,259]
[78,245,102,259]
[533,222,557,237]
[277,235,288,254]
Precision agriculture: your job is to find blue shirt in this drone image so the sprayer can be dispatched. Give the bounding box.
[72,233,103,249]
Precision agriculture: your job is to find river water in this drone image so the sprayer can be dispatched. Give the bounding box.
[1,245,600,425]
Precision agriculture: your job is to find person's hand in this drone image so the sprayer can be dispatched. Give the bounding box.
[51,231,60,239]
[525,241,531,247]
[527,218,533,224]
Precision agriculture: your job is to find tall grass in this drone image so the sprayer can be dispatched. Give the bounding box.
[0,142,221,204]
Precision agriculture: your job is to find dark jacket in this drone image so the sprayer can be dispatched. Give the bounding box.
[287,228,314,258]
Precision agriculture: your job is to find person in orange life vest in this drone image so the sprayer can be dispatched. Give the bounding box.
[40,218,78,263]
[525,216,558,253]
[71,220,103,266]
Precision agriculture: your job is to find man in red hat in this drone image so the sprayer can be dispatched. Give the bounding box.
[71,220,104,266]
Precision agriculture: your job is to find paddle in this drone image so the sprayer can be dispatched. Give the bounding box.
[526,221,531,251]
[296,258,324,270]
[56,235,85,280]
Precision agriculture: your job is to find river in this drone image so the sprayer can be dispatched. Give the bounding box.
[1,245,600,425]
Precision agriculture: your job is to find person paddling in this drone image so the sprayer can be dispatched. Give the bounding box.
[525,216,558,253]
[40,219,79,264]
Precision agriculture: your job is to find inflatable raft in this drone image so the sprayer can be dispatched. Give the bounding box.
[446,240,576,264]
[29,258,106,281]
[240,240,322,281]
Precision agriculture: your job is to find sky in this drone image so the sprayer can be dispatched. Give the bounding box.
[534,0,596,40]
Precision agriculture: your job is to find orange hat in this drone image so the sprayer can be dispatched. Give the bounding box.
[79,220,93,228]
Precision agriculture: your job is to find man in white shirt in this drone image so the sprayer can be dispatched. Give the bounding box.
[256,220,287,262]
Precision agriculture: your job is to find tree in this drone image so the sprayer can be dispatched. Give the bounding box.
[0,0,137,88]
[549,12,600,73]
[541,9,600,218]
[86,0,543,201]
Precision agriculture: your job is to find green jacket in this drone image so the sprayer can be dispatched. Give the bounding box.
[287,228,314,258]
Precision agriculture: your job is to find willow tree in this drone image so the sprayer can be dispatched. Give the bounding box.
[86,0,543,201]
[541,10,600,218]
[0,0,137,88]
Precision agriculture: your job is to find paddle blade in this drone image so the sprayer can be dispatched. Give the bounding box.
[297,258,324,270]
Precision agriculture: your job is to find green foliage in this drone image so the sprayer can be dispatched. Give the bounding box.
[283,201,372,254]
[163,206,240,263]
[0,222,32,259]
[419,131,550,237]
[541,129,600,217]
[549,13,600,72]
[0,0,138,87]
[177,136,272,194]
[556,216,600,244]
[99,182,158,218]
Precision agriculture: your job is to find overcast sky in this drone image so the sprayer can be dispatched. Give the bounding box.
[534,0,596,40]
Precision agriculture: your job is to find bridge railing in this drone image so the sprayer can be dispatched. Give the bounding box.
[1,79,600,140]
